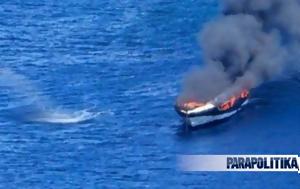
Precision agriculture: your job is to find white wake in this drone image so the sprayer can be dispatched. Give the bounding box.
[31,109,100,124]
[0,68,100,124]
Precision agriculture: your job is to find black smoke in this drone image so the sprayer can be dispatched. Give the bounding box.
[179,0,300,104]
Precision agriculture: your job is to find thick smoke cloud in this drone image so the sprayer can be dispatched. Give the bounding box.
[179,0,300,104]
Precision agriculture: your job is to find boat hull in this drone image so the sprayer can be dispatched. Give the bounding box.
[176,98,249,128]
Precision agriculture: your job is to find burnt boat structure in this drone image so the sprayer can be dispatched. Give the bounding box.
[175,90,249,128]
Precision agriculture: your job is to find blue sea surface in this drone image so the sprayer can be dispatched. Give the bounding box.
[0,0,299,188]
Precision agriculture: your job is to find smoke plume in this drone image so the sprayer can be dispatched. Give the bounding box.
[179,0,300,104]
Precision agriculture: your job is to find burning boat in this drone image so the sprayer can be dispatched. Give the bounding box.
[175,90,250,128]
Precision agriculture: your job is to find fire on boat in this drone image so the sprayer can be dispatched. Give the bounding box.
[175,89,250,128]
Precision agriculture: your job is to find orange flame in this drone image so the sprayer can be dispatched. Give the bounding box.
[240,89,249,98]
[178,89,249,111]
[219,89,249,111]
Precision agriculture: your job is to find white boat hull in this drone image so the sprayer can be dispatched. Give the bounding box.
[184,99,249,128]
